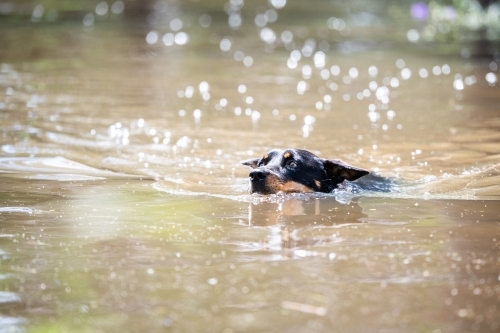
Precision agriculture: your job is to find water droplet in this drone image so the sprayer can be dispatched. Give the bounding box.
[302,65,312,79]
[251,110,260,123]
[146,31,159,44]
[485,72,497,85]
[391,77,400,87]
[174,32,188,45]
[453,79,464,90]
[83,13,95,27]
[220,38,232,52]
[314,51,326,69]
[396,59,405,69]
[255,13,267,28]
[260,27,276,44]
[400,68,411,80]
[441,64,451,75]
[111,1,124,15]
[330,65,340,76]
[228,13,242,29]
[163,33,174,46]
[349,67,359,79]
[368,65,378,77]
[269,0,286,9]
[320,68,330,80]
[304,115,315,125]
[243,56,253,67]
[199,81,210,94]
[32,4,44,22]
[95,1,108,16]
[234,50,244,61]
[387,110,396,120]
[199,14,212,28]
[297,81,307,94]
[193,109,202,123]
[287,58,297,69]
[170,18,182,31]
[281,30,293,44]
[265,9,278,22]
[301,39,316,57]
[407,29,419,42]
[419,68,428,78]
[185,86,194,98]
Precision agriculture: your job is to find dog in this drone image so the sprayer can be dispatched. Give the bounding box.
[241,148,369,194]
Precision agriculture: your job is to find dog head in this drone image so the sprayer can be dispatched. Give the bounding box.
[241,148,369,194]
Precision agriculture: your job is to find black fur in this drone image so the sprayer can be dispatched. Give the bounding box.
[241,148,369,194]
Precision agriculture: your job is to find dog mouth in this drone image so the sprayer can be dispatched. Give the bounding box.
[248,173,314,195]
[248,179,276,195]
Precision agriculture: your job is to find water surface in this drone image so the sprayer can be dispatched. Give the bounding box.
[1,1,500,332]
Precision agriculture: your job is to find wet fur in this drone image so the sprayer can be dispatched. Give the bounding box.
[241,148,370,195]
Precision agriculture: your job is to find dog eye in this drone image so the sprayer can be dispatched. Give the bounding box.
[287,160,297,168]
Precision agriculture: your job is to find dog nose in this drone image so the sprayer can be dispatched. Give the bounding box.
[249,170,267,181]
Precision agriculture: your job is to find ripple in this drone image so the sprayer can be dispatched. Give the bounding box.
[0,315,27,332]
[0,291,21,304]
[154,168,499,204]
[153,182,249,202]
[0,207,33,214]
[0,157,147,181]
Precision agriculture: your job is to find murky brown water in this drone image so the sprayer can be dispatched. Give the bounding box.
[1,1,500,332]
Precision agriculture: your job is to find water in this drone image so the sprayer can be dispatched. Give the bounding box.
[1,1,500,332]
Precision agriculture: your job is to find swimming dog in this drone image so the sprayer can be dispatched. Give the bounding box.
[241,148,369,194]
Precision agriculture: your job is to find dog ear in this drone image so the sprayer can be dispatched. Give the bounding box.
[241,158,260,169]
[323,159,369,182]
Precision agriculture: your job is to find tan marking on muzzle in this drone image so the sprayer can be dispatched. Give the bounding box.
[249,174,314,194]
[279,181,314,193]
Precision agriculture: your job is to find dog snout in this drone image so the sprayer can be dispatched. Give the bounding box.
[249,170,268,181]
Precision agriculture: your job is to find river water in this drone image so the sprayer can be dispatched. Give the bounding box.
[1,1,500,332]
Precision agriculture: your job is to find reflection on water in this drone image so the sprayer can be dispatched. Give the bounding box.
[1,0,500,332]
